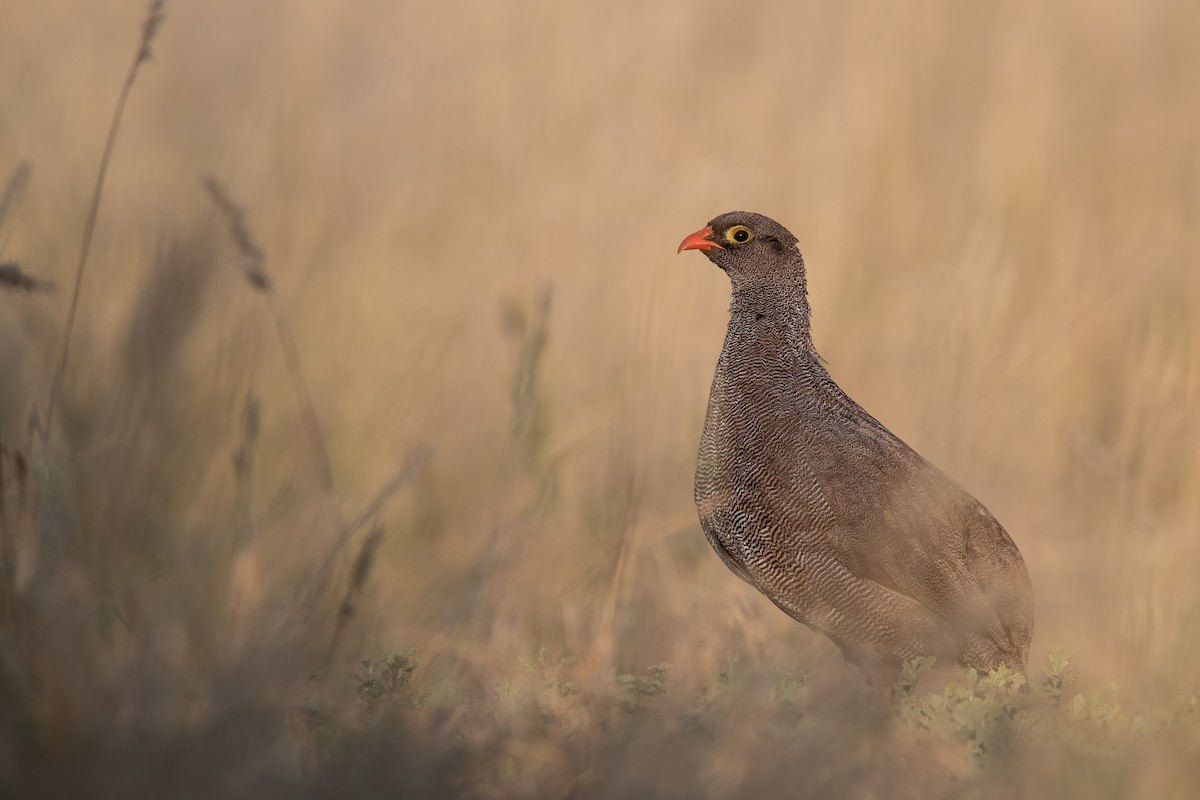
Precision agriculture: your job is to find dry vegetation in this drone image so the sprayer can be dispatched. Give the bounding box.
[1,0,1199,796]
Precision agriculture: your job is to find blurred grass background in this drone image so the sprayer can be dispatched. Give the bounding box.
[1,0,1199,796]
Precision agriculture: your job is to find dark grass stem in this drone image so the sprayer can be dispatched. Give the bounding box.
[0,161,32,235]
[0,440,27,620]
[46,0,169,439]
[323,524,385,672]
[203,176,337,498]
[315,446,431,580]
[306,445,432,619]
[267,290,337,493]
[232,394,261,548]
[0,440,10,617]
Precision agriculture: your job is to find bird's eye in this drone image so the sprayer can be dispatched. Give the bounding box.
[725,225,753,244]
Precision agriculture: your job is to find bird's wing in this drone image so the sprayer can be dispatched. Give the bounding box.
[798,414,1032,652]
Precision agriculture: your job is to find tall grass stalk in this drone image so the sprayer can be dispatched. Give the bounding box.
[0,160,32,238]
[324,523,385,670]
[0,439,17,618]
[203,175,339,500]
[46,0,168,438]
[310,443,432,595]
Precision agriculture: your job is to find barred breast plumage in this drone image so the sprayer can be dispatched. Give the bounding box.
[679,211,1033,684]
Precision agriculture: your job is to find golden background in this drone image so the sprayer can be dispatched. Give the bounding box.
[1,0,1198,795]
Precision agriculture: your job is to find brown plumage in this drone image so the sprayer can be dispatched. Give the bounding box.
[679,211,1033,684]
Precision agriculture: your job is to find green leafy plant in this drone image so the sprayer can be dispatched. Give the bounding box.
[617,662,672,714]
[357,648,421,710]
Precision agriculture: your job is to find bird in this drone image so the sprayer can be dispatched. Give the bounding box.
[678,211,1033,685]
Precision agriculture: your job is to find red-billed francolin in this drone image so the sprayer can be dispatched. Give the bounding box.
[679,211,1033,684]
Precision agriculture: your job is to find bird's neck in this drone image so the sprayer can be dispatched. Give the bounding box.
[729,256,810,314]
[730,274,814,345]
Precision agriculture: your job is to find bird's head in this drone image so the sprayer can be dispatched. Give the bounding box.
[677,211,805,292]
[681,209,801,266]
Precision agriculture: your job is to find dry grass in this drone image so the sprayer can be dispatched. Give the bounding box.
[1,0,1199,796]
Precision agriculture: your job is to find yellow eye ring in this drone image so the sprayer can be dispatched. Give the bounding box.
[724,225,753,244]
